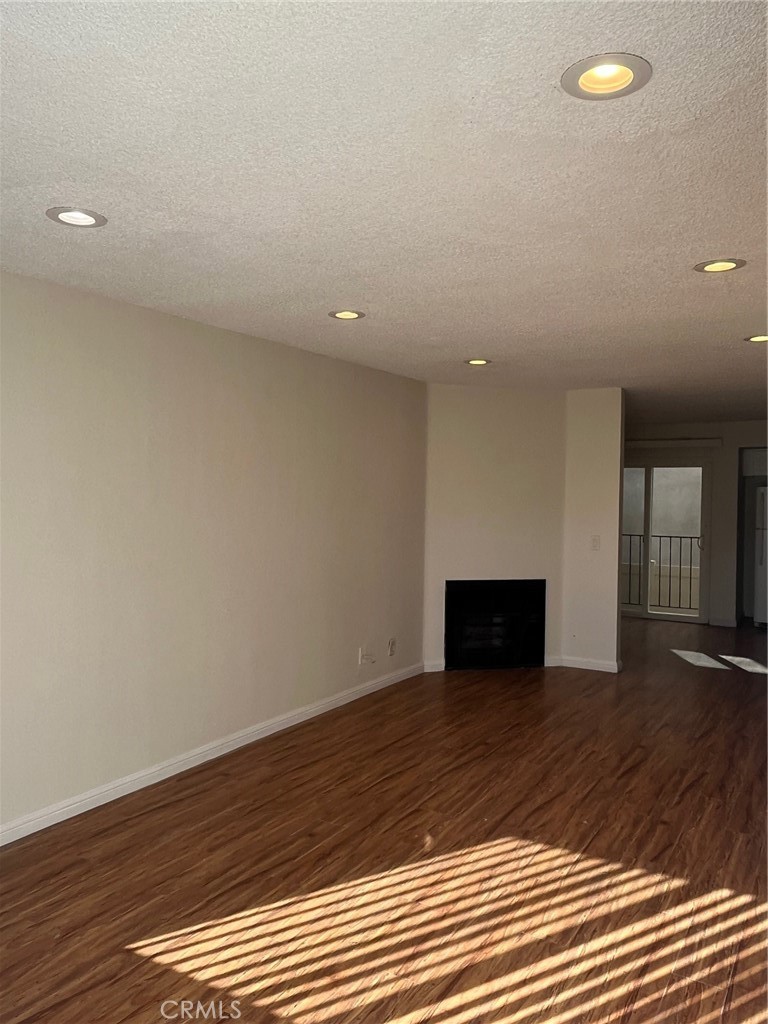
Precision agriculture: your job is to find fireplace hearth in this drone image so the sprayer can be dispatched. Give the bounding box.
[444,579,545,669]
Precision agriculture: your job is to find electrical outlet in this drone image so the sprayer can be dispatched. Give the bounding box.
[388,637,397,657]
[358,646,375,666]
[591,535,601,551]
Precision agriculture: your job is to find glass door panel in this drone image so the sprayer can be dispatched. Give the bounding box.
[648,467,702,617]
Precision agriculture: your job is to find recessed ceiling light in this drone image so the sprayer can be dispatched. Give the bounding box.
[46,207,108,228]
[746,335,768,343]
[693,259,747,273]
[466,359,490,366]
[561,53,652,100]
[329,310,365,319]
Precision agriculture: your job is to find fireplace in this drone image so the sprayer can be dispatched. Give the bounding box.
[444,579,545,669]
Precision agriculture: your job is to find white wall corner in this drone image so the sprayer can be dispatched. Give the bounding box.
[561,388,624,669]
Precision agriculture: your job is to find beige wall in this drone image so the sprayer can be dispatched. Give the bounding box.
[0,272,427,826]
[561,389,624,670]
[1,271,628,836]
[422,384,624,670]
[627,420,767,626]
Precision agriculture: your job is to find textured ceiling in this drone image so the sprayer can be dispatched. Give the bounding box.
[1,1,766,424]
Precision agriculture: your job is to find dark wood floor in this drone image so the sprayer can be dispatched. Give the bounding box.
[1,619,766,1024]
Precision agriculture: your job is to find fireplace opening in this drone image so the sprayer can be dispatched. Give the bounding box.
[444,579,545,669]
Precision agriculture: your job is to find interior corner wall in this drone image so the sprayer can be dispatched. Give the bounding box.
[561,389,624,672]
[626,420,767,626]
[0,271,427,830]
[422,385,567,668]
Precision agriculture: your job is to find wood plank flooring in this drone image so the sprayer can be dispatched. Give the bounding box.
[1,619,766,1024]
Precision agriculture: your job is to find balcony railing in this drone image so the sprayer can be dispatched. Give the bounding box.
[622,534,644,606]
[621,534,701,613]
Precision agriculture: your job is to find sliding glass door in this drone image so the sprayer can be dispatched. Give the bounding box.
[621,456,710,622]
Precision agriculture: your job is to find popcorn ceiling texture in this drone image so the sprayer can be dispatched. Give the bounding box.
[1,1,766,424]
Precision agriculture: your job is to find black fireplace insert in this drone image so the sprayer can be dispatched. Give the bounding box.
[444,579,545,669]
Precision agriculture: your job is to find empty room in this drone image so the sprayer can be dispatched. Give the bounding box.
[1,3,767,1023]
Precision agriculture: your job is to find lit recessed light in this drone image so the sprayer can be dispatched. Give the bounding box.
[693,259,747,273]
[329,310,365,319]
[579,64,634,94]
[46,207,108,228]
[561,53,652,100]
[466,359,490,366]
[746,335,768,343]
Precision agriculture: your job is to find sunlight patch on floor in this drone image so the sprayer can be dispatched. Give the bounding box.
[719,655,768,674]
[671,649,768,673]
[128,835,767,1024]
[671,649,730,669]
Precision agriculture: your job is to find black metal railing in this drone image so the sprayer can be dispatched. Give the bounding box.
[650,534,700,611]
[621,534,644,606]
[621,534,701,612]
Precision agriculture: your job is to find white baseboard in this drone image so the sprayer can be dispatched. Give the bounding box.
[710,618,737,628]
[556,656,621,673]
[425,656,619,673]
[0,662,423,847]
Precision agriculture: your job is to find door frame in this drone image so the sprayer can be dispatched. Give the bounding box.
[622,449,712,624]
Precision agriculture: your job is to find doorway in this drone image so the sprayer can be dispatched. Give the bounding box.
[621,457,711,623]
